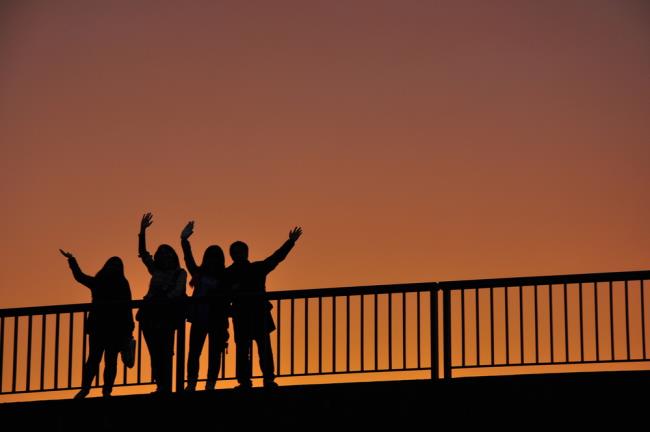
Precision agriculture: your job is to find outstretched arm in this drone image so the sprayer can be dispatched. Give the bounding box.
[59,249,95,289]
[262,227,303,274]
[138,212,155,274]
[180,221,199,276]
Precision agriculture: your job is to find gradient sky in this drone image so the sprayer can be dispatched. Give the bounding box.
[1,0,649,309]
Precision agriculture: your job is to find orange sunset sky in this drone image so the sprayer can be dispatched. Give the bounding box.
[1,0,649,310]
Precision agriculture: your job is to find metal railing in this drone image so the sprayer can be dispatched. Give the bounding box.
[439,270,650,378]
[1,270,649,401]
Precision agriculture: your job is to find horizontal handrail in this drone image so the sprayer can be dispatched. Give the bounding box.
[440,269,650,290]
[0,282,438,318]
[5,269,649,318]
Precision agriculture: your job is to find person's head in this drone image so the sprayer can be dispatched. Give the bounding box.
[95,256,126,281]
[201,245,225,275]
[229,241,249,263]
[154,244,180,271]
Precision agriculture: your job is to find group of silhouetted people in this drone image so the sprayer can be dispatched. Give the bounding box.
[61,212,302,398]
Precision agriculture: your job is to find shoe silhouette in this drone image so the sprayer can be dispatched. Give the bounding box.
[74,389,90,399]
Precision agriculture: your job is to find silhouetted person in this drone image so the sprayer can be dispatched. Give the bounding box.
[136,212,187,394]
[59,250,134,399]
[180,221,230,391]
[226,227,303,388]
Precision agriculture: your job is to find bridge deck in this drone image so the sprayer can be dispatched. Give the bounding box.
[1,371,647,430]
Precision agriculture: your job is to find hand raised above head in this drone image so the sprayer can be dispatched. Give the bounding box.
[59,249,74,259]
[140,212,153,231]
[181,221,195,240]
[288,226,303,242]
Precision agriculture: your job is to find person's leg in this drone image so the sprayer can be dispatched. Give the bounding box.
[142,326,161,390]
[234,321,252,387]
[76,334,104,398]
[256,332,276,387]
[205,327,225,389]
[157,326,175,393]
[186,324,207,391]
[102,342,120,397]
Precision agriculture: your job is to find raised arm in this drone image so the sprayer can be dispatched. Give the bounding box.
[262,226,303,274]
[59,249,95,289]
[138,212,155,274]
[180,221,199,276]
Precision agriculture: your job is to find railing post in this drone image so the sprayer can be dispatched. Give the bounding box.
[430,284,439,380]
[175,318,186,393]
[443,286,452,380]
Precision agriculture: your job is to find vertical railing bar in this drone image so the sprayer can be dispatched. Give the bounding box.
[534,285,539,365]
[476,288,480,366]
[123,352,127,385]
[417,291,421,369]
[625,280,630,360]
[461,288,465,367]
[68,312,74,389]
[174,319,185,393]
[361,295,365,372]
[305,298,309,374]
[641,280,647,359]
[374,293,378,371]
[579,282,584,362]
[402,292,407,370]
[290,298,294,376]
[12,316,18,393]
[490,287,495,366]
[346,295,350,372]
[519,286,524,364]
[549,285,554,364]
[249,343,254,381]
[505,287,510,365]
[137,323,142,384]
[388,293,393,370]
[123,308,133,385]
[221,349,226,379]
[594,282,600,362]
[40,315,46,390]
[443,287,452,380]
[431,287,439,379]
[318,297,322,374]
[0,317,4,392]
[54,313,60,389]
[26,315,33,391]
[609,281,615,361]
[81,312,87,386]
[276,300,282,377]
[564,284,569,362]
[221,324,227,379]
[332,296,337,373]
